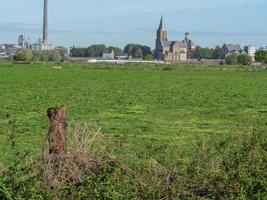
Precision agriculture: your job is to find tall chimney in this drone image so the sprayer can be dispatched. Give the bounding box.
[43,0,48,44]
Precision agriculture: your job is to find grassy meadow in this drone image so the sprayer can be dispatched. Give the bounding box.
[0,62,266,199]
[0,62,266,164]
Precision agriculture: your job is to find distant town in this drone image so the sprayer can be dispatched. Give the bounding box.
[0,0,267,65]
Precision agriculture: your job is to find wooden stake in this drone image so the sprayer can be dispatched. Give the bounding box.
[47,107,67,154]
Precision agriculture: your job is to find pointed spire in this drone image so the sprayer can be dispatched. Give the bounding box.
[158,16,166,31]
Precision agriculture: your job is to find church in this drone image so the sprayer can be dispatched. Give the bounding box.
[154,17,188,62]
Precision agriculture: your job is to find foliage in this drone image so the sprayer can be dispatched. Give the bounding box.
[0,64,267,199]
[192,46,215,59]
[225,53,239,65]
[255,50,267,63]
[32,50,62,62]
[107,46,123,56]
[225,54,252,65]
[123,44,152,58]
[143,54,153,61]
[0,126,266,199]
[70,45,123,58]
[237,54,252,65]
[214,45,225,59]
[13,49,33,61]
[88,44,107,57]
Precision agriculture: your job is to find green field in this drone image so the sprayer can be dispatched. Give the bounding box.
[0,63,266,165]
[0,63,266,199]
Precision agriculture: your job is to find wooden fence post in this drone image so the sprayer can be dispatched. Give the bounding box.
[47,107,67,154]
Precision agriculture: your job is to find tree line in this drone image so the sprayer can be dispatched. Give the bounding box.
[13,49,68,62]
[70,44,153,59]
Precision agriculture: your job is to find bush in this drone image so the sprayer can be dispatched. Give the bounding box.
[238,54,251,65]
[32,50,62,62]
[225,54,238,65]
[255,50,267,63]
[13,49,33,61]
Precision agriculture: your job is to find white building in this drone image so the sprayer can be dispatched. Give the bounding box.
[18,34,31,49]
[31,37,54,51]
[102,49,115,60]
[244,45,257,61]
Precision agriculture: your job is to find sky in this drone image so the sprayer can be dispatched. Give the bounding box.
[0,0,267,48]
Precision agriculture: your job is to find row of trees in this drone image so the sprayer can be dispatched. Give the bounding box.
[71,44,152,59]
[13,49,65,62]
[191,46,224,60]
[70,45,123,58]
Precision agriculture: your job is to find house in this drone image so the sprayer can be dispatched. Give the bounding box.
[154,17,187,62]
[244,45,257,61]
[222,44,241,56]
[102,49,115,60]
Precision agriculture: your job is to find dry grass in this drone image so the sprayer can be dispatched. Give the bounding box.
[41,123,109,189]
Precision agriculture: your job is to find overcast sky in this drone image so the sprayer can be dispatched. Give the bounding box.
[0,0,266,48]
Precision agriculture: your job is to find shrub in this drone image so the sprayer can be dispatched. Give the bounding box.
[13,49,33,61]
[238,54,252,65]
[255,50,267,63]
[225,53,238,65]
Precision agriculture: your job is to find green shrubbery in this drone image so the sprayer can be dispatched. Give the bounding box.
[13,49,63,62]
[0,126,266,199]
[255,50,267,64]
[225,53,252,65]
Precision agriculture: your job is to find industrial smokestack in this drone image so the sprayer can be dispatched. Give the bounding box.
[43,0,48,44]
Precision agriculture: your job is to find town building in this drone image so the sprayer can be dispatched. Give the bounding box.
[222,44,242,56]
[244,45,257,61]
[154,17,187,62]
[102,49,115,60]
[18,34,31,49]
[0,44,19,56]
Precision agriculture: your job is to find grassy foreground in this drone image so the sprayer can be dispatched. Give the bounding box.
[0,62,266,199]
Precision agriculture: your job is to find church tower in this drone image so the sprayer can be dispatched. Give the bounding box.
[157,16,168,41]
[155,16,168,60]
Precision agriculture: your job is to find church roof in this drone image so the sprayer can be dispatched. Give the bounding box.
[162,40,187,48]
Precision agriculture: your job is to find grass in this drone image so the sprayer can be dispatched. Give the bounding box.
[0,62,267,166]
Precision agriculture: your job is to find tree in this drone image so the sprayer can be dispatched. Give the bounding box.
[14,48,33,61]
[88,44,106,57]
[192,46,215,60]
[225,54,239,65]
[107,46,123,56]
[213,46,225,59]
[255,50,267,63]
[141,46,152,57]
[123,44,152,58]
[237,54,251,65]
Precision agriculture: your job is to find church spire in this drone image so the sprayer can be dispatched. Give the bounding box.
[157,16,167,41]
[158,16,166,31]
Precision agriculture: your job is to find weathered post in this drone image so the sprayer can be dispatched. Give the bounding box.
[47,107,67,154]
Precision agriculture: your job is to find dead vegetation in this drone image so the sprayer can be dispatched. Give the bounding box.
[41,123,109,190]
